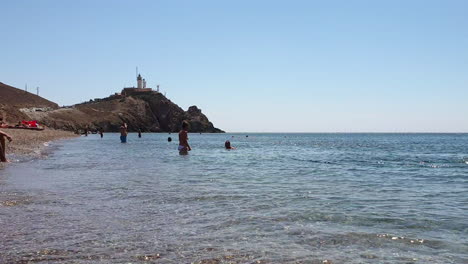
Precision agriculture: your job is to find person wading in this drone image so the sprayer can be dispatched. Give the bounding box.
[0,130,13,162]
[178,121,191,155]
[120,123,128,143]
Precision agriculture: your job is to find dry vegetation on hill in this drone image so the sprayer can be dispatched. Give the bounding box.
[0,82,58,123]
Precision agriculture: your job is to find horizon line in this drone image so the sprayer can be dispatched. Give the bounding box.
[222,131,468,134]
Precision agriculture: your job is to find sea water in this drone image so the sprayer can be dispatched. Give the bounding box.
[0,133,467,263]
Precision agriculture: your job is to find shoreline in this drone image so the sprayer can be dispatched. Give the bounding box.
[1,128,77,165]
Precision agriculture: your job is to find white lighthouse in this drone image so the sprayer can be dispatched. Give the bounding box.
[121,72,155,96]
[137,74,143,88]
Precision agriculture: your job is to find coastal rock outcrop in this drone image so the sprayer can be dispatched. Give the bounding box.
[0,82,224,133]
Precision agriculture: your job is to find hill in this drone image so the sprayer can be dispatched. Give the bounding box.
[0,82,58,122]
[1,82,223,133]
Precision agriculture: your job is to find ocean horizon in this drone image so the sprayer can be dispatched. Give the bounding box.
[1,133,467,263]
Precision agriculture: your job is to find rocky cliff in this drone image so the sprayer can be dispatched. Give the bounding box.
[0,82,224,133]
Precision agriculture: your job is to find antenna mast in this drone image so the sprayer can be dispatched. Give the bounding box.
[136,67,138,79]
[37,87,39,96]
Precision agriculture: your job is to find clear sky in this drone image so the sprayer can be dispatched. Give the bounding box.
[1,0,467,132]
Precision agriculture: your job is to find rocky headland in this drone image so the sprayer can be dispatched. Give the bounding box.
[0,82,224,133]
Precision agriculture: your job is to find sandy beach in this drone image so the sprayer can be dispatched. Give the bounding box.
[1,128,77,163]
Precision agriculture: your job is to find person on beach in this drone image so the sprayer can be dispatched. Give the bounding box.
[120,123,128,143]
[178,121,191,155]
[225,140,235,150]
[0,130,13,162]
[84,125,89,136]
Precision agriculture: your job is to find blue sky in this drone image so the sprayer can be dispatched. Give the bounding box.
[1,0,467,132]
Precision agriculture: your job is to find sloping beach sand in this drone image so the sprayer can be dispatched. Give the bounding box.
[1,128,77,163]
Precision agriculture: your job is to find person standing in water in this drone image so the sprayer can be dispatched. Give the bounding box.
[99,127,104,138]
[0,130,13,162]
[120,123,128,143]
[178,121,191,155]
[138,129,142,138]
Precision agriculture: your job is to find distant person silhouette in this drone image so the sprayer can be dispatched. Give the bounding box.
[84,125,89,137]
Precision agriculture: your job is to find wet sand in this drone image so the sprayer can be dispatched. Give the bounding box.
[1,128,77,163]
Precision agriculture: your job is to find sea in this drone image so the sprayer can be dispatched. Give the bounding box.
[1,133,467,264]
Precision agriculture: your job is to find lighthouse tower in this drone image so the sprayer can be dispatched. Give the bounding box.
[137,74,143,89]
[121,71,154,97]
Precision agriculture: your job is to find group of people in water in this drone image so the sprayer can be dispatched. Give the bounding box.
[116,120,234,155]
[0,120,235,162]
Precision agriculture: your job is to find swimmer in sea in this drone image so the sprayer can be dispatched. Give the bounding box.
[225,140,235,150]
[178,121,191,155]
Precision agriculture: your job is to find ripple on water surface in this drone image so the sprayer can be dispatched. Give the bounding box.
[0,133,467,263]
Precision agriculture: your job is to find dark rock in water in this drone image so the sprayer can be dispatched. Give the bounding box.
[168,137,172,142]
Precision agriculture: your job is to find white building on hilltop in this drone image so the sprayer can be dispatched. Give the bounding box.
[122,73,154,96]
